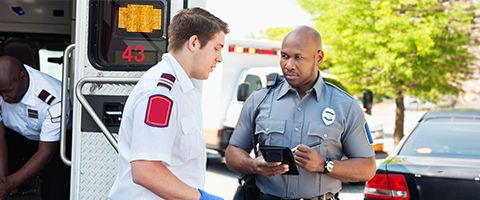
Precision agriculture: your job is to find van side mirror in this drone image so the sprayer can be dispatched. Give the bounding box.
[237,83,250,102]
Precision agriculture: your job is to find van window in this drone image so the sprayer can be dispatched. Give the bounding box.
[88,0,169,71]
[39,49,63,81]
[244,74,262,96]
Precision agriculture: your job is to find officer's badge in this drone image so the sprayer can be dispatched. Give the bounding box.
[145,95,173,127]
[364,121,374,145]
[322,107,335,126]
[27,109,39,119]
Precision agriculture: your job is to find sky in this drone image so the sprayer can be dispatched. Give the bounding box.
[206,0,313,39]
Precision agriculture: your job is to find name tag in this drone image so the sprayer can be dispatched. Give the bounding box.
[27,109,39,119]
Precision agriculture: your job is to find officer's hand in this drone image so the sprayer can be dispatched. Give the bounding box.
[294,144,325,173]
[198,189,223,200]
[253,156,289,177]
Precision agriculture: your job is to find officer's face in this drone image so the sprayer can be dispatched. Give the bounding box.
[191,31,225,80]
[0,70,27,104]
[280,35,323,91]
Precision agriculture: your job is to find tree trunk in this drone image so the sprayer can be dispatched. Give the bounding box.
[394,94,405,147]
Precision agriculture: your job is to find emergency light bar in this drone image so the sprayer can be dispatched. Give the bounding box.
[118,4,162,33]
[228,45,278,55]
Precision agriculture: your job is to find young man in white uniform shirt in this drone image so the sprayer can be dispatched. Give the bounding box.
[108,7,229,200]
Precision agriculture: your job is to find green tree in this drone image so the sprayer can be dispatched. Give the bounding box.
[295,0,475,145]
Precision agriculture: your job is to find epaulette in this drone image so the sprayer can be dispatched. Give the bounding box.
[37,89,56,105]
[157,73,176,91]
[324,81,355,100]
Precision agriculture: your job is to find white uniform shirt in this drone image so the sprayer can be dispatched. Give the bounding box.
[108,53,206,200]
[0,65,70,142]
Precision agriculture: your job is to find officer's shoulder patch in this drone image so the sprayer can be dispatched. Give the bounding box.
[37,89,56,105]
[364,121,374,145]
[157,73,176,91]
[144,94,173,128]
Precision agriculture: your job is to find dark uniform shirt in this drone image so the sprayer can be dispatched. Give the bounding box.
[229,72,374,199]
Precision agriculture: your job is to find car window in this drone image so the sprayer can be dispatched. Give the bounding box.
[399,122,480,159]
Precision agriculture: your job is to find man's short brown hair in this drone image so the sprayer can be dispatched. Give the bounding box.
[168,7,229,52]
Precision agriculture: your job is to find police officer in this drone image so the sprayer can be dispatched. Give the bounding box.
[108,7,228,200]
[0,55,71,200]
[225,26,376,200]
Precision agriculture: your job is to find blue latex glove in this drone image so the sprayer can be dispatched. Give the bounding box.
[198,189,223,200]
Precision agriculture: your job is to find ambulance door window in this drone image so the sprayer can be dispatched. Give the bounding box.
[88,0,170,71]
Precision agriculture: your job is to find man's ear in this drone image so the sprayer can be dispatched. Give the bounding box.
[316,50,324,64]
[19,70,27,81]
[187,35,200,51]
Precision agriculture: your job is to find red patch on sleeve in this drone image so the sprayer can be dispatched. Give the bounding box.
[144,95,173,127]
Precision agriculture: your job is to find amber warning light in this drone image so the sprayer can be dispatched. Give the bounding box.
[228,45,278,55]
[118,4,162,33]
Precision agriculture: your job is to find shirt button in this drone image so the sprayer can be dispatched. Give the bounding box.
[323,134,328,137]
[297,107,302,111]
[266,128,270,131]
[294,128,299,131]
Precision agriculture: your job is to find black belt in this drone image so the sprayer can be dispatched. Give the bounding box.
[259,192,339,200]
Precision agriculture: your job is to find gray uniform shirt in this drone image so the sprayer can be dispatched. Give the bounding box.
[229,73,375,199]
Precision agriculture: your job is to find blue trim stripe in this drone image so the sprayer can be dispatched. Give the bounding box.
[364,122,374,145]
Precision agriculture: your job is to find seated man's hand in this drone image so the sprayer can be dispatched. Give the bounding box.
[0,176,19,199]
[0,177,11,199]
[253,156,289,177]
[294,144,325,173]
[198,189,223,200]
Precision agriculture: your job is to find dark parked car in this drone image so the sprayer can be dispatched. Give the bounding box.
[364,110,480,200]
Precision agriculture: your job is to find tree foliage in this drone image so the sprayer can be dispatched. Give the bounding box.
[297,0,475,101]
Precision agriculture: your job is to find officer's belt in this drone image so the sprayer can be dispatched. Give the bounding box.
[259,192,339,200]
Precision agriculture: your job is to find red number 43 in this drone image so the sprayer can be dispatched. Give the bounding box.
[122,45,145,63]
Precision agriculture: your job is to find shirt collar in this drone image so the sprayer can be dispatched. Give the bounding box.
[20,65,36,107]
[162,53,195,93]
[277,71,324,102]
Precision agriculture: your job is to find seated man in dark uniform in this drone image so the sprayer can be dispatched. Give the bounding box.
[0,55,71,200]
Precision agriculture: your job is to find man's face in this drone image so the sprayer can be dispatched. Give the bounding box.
[191,31,225,80]
[0,70,27,104]
[280,37,323,89]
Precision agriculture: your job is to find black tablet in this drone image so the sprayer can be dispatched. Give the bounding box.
[259,145,299,175]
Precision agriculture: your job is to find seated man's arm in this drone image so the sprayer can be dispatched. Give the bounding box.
[131,160,201,200]
[0,123,7,177]
[7,141,58,191]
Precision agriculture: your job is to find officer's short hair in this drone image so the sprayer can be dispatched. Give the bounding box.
[168,7,229,52]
